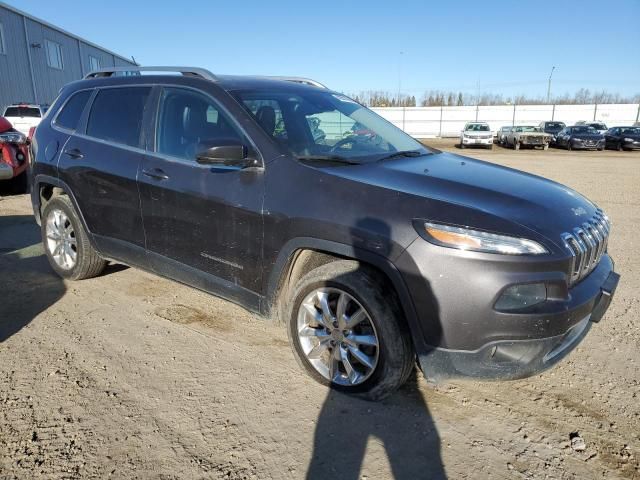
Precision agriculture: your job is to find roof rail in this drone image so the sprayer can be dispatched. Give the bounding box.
[84,66,218,82]
[265,76,328,89]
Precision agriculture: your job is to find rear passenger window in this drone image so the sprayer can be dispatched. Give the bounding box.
[156,87,243,160]
[86,87,151,147]
[55,90,92,131]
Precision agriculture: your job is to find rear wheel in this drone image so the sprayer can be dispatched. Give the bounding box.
[41,196,107,280]
[287,261,414,401]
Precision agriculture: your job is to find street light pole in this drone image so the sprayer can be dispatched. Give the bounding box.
[397,51,403,106]
[547,66,556,104]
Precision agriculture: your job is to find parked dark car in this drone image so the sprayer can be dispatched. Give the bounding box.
[538,121,566,142]
[555,126,605,151]
[30,67,619,400]
[604,126,640,151]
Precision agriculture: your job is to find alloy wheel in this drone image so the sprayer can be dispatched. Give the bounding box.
[45,208,77,270]
[296,287,380,386]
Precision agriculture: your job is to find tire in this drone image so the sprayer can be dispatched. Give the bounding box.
[286,260,414,401]
[487,144,493,150]
[41,195,107,280]
[460,142,465,149]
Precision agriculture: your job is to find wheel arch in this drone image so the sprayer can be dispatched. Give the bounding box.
[262,237,430,358]
[32,175,101,254]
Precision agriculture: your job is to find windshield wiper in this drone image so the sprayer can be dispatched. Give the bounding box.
[377,150,429,162]
[296,155,361,165]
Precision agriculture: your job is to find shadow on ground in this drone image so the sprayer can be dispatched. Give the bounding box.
[306,217,446,479]
[0,215,66,342]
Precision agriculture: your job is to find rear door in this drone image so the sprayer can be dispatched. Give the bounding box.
[138,86,265,295]
[57,86,152,261]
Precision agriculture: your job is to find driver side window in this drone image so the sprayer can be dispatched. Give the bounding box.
[156,87,243,161]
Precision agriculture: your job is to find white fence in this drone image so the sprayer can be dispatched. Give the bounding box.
[371,104,640,138]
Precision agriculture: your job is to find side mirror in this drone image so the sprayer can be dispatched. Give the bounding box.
[196,144,256,168]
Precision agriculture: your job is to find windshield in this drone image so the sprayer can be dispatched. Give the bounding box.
[3,107,41,118]
[546,122,564,129]
[515,126,539,132]
[572,126,597,134]
[620,127,640,135]
[589,123,606,130]
[465,124,490,132]
[231,89,428,162]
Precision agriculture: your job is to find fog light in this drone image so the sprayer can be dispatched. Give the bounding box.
[495,283,546,311]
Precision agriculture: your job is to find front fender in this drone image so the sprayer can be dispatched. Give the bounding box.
[262,237,431,359]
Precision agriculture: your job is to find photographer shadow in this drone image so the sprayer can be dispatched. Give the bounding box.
[306,217,446,479]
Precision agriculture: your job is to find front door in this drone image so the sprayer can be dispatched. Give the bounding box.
[138,86,264,296]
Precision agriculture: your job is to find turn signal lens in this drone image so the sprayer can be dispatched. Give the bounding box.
[423,222,548,255]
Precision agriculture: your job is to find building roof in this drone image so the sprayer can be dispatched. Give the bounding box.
[0,1,135,64]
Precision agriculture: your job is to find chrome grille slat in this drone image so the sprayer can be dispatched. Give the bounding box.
[562,209,610,285]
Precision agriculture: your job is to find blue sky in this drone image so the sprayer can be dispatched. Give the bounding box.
[7,0,640,99]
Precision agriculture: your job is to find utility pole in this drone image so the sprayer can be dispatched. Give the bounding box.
[397,51,404,107]
[547,66,556,104]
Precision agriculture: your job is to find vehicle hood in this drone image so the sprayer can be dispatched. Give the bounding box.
[328,152,598,249]
[572,133,603,140]
[516,131,549,137]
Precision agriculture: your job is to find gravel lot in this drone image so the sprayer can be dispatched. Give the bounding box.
[1,143,639,479]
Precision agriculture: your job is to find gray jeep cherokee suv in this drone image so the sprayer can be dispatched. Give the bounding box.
[30,67,619,400]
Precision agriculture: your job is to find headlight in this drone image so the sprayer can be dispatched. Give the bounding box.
[624,138,634,142]
[422,222,548,255]
[0,132,27,144]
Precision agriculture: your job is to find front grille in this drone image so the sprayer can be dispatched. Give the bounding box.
[561,210,610,285]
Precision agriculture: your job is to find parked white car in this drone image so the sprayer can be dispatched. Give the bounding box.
[2,103,48,136]
[460,122,493,149]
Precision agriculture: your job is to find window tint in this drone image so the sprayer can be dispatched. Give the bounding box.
[45,40,63,70]
[55,90,92,131]
[156,87,243,160]
[4,107,41,118]
[87,87,151,147]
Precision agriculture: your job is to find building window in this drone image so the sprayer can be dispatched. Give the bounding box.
[45,39,63,70]
[0,23,6,54]
[89,55,100,72]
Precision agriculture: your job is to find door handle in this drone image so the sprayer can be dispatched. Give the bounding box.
[63,148,83,159]
[142,168,169,181]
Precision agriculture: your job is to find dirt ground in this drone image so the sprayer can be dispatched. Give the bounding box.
[1,142,639,479]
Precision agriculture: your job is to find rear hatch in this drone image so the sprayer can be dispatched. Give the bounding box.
[3,106,42,136]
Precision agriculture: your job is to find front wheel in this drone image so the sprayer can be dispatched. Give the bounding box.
[41,195,107,280]
[287,261,414,401]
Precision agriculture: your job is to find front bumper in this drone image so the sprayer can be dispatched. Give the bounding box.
[572,140,605,150]
[462,136,493,145]
[395,239,619,381]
